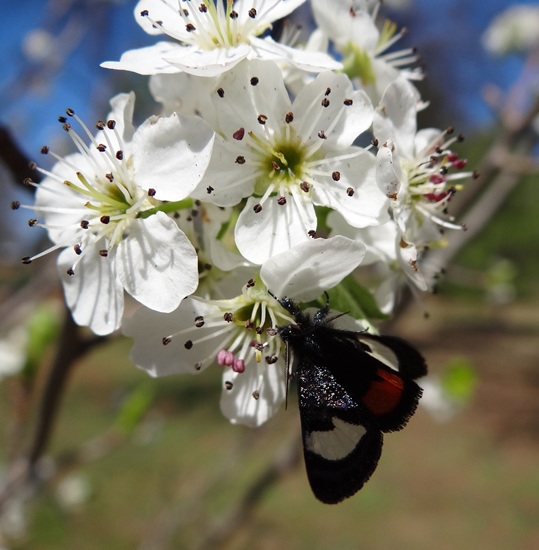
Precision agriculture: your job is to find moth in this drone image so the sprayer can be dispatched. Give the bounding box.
[276,296,427,504]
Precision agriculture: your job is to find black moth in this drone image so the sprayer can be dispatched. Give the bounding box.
[276,296,427,504]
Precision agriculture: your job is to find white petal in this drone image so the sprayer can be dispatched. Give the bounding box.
[134,0,188,37]
[235,196,316,264]
[373,77,418,158]
[107,92,136,144]
[123,298,222,377]
[292,71,373,148]
[164,43,251,76]
[57,246,124,336]
[190,137,257,207]
[255,0,306,24]
[116,213,198,313]
[211,59,291,138]
[311,150,389,228]
[101,42,185,75]
[220,358,286,427]
[260,235,366,302]
[376,145,403,198]
[248,36,342,72]
[132,112,215,201]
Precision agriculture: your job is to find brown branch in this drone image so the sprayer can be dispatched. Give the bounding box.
[0,306,105,513]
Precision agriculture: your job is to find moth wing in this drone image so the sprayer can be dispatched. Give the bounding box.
[297,359,383,504]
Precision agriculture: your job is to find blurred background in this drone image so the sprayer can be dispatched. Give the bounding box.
[1,0,539,548]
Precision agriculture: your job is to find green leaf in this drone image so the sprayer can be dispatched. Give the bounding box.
[115,383,156,435]
[325,275,389,321]
[441,358,477,403]
[23,305,61,378]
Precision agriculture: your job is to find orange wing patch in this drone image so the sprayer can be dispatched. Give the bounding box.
[361,368,404,415]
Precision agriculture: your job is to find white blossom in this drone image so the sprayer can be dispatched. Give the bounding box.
[101,0,340,77]
[123,235,366,426]
[18,93,215,335]
[373,78,476,290]
[310,0,424,106]
[191,59,387,263]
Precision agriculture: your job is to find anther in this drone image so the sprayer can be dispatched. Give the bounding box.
[28,218,38,226]
[107,120,116,130]
[308,230,316,238]
[162,337,171,345]
[195,316,205,327]
[285,112,294,123]
[232,359,245,373]
[96,121,105,130]
[10,201,20,210]
[225,381,233,390]
[40,146,49,155]
[277,196,286,205]
[186,23,196,32]
[21,257,32,264]
[300,181,310,192]
[248,8,257,18]
[66,267,75,276]
[217,88,225,98]
[233,128,245,140]
[325,87,331,96]
[347,187,355,196]
[207,186,214,193]
[223,312,234,322]
[74,244,82,255]
[80,220,89,229]
[184,340,193,350]
[116,150,123,160]
[318,131,327,139]
[253,203,262,213]
[235,156,245,164]
[321,98,330,108]
[97,144,107,152]
[100,215,110,224]
[332,171,340,181]
[250,76,259,85]
[258,114,267,125]
[252,390,260,400]
[148,188,156,197]
[343,98,353,106]
[99,250,108,257]
[246,278,255,288]
[66,108,75,116]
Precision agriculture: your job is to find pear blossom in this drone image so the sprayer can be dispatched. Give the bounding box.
[482,4,539,56]
[310,0,423,106]
[372,78,476,290]
[16,92,215,335]
[123,235,366,426]
[101,0,340,77]
[190,59,388,263]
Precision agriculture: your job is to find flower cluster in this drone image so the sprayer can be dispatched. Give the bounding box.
[15,0,475,426]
